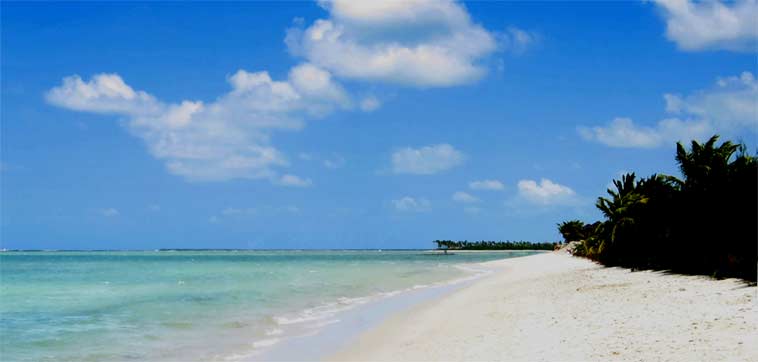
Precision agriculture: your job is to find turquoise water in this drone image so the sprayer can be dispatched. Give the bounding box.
[0,250,538,361]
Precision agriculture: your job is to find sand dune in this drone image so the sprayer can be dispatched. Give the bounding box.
[329,252,757,361]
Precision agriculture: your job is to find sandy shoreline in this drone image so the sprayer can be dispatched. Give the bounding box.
[421,249,553,254]
[329,251,757,361]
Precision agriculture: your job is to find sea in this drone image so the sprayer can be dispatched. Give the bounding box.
[0,250,539,361]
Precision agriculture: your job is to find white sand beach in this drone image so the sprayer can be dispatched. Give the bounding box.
[329,251,757,362]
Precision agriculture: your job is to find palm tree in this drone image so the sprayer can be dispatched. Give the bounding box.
[557,220,586,242]
[675,135,739,193]
[593,173,653,263]
[570,135,755,279]
[596,174,646,236]
[674,135,757,278]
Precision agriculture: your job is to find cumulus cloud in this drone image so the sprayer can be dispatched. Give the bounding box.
[469,179,505,191]
[653,0,758,52]
[287,63,350,111]
[665,72,758,129]
[579,71,757,148]
[392,196,431,212]
[45,0,510,186]
[391,144,465,175]
[452,191,479,203]
[47,1,515,183]
[46,74,160,115]
[517,178,577,205]
[46,64,347,183]
[286,0,498,87]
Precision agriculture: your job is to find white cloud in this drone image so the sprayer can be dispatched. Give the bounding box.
[46,1,518,183]
[665,71,758,129]
[46,74,160,115]
[452,191,479,203]
[498,26,538,54]
[653,0,758,52]
[469,179,504,191]
[392,144,464,175]
[392,196,431,212]
[288,63,350,111]
[286,0,498,87]
[278,174,313,187]
[579,71,757,148]
[517,178,577,205]
[100,208,119,217]
[322,0,471,25]
[578,117,711,148]
[298,152,345,169]
[359,96,381,112]
[47,65,348,183]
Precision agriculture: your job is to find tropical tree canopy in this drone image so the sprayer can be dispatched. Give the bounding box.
[560,135,757,281]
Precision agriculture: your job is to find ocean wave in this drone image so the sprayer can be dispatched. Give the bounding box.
[251,338,280,349]
[247,261,494,359]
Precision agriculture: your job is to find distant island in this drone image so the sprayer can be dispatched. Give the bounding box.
[433,240,556,251]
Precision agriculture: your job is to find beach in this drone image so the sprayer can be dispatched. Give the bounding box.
[3,250,755,361]
[330,251,758,362]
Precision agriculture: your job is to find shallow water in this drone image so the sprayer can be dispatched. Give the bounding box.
[0,250,538,361]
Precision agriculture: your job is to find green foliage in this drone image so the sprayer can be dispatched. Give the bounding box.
[432,240,556,251]
[557,220,586,242]
[561,135,757,281]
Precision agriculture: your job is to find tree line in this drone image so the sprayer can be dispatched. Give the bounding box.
[433,240,556,251]
[558,135,757,282]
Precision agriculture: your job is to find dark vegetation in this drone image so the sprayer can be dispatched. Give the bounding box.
[558,136,757,281]
[433,240,556,251]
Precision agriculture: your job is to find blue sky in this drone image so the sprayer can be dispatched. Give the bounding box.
[2,1,756,250]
